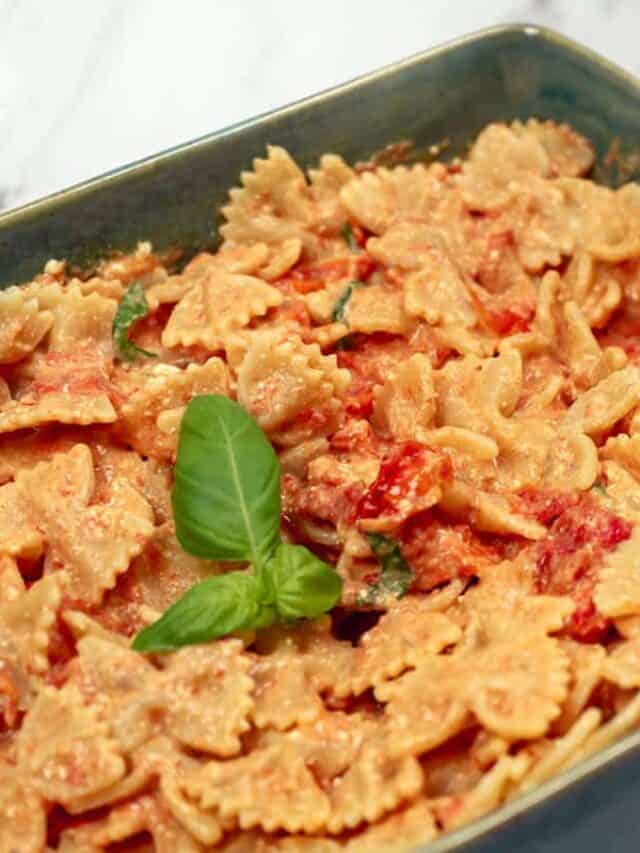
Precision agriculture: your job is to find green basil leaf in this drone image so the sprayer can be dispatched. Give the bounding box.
[358,533,413,605]
[340,221,360,252]
[172,395,281,564]
[132,571,275,652]
[592,480,607,495]
[269,542,342,620]
[331,281,365,323]
[112,281,156,361]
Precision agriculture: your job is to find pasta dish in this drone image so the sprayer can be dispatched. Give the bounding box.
[3,120,640,851]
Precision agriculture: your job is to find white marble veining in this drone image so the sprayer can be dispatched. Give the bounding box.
[0,0,638,212]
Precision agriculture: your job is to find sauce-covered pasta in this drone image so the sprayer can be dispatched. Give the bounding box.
[3,120,640,851]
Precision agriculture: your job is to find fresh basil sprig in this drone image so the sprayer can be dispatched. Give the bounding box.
[332,281,365,323]
[133,395,342,652]
[357,532,413,606]
[112,281,156,361]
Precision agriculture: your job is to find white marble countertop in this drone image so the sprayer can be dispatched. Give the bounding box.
[0,0,637,212]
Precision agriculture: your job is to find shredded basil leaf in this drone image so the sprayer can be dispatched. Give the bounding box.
[592,480,608,495]
[341,221,360,252]
[331,280,365,323]
[112,281,156,361]
[133,395,342,652]
[358,533,413,606]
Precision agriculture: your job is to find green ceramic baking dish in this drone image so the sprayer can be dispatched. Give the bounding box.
[3,22,640,852]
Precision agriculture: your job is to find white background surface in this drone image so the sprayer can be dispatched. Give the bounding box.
[0,0,637,212]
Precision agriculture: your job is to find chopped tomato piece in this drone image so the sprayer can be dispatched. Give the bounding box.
[357,443,452,522]
[289,255,376,285]
[515,488,580,526]
[485,304,535,335]
[401,511,502,592]
[535,496,632,641]
[282,472,365,527]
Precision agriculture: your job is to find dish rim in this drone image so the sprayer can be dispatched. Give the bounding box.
[1,21,638,228]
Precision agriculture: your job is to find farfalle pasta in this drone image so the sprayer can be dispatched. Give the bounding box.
[5,120,640,852]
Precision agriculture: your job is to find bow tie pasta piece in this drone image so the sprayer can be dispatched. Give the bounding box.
[404,248,477,329]
[515,119,594,177]
[339,162,451,235]
[0,479,45,558]
[0,444,154,604]
[186,712,422,838]
[470,639,570,740]
[162,271,283,351]
[307,154,357,233]
[346,284,415,335]
[186,741,332,834]
[115,357,229,461]
[562,301,627,393]
[377,656,470,757]
[521,180,640,272]
[441,481,547,540]
[236,333,350,442]
[529,270,627,389]
[337,603,461,698]
[563,366,640,438]
[46,282,117,357]
[146,243,300,310]
[563,252,623,330]
[17,683,127,809]
[0,765,46,853]
[220,146,353,256]
[601,633,640,689]
[125,522,226,617]
[554,640,606,735]
[249,653,325,731]
[372,353,436,442]
[0,287,53,364]
[377,637,569,754]
[599,439,640,521]
[341,800,437,852]
[0,572,68,685]
[253,618,355,702]
[326,744,423,834]
[0,384,116,435]
[253,603,460,705]
[159,642,254,757]
[58,792,209,852]
[588,182,640,262]
[254,710,380,782]
[72,632,254,761]
[454,568,575,644]
[457,122,553,212]
[0,554,24,603]
[368,221,458,271]
[456,124,634,273]
[434,349,523,443]
[594,526,640,619]
[0,347,116,435]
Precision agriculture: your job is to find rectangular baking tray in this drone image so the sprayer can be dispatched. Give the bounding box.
[2,23,640,852]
